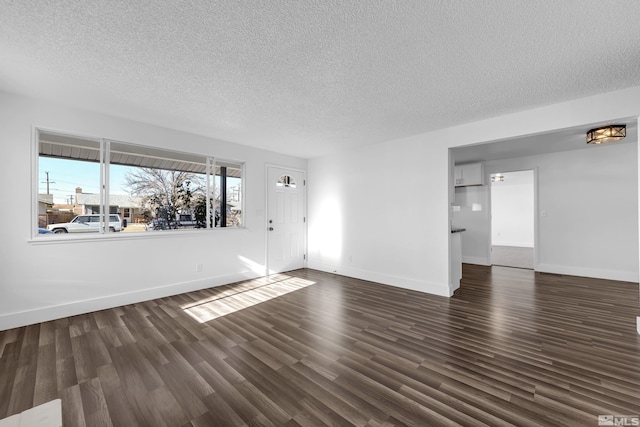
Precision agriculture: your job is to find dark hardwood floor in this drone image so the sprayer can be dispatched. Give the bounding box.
[1,265,639,426]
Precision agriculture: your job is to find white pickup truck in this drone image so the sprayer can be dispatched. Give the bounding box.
[47,214,124,234]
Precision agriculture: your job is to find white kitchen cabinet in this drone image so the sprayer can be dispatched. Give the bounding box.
[454,163,484,187]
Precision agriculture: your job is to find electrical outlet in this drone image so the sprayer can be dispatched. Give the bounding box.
[196,263,203,273]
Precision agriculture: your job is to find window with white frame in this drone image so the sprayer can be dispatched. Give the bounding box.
[36,130,243,237]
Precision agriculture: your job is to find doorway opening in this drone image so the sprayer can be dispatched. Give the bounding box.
[490,170,535,269]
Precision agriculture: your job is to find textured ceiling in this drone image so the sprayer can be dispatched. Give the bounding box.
[2,1,640,159]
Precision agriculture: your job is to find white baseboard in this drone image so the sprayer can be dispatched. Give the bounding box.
[536,263,639,282]
[0,271,261,331]
[307,261,452,297]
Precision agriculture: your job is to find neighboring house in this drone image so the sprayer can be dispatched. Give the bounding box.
[74,187,145,225]
[37,193,53,216]
[36,193,54,228]
[38,195,79,228]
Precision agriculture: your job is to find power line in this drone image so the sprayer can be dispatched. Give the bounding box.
[40,171,56,195]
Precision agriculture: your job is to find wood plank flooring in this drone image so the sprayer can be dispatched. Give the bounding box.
[1,266,639,426]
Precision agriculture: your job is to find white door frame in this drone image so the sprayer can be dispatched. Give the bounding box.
[487,167,538,270]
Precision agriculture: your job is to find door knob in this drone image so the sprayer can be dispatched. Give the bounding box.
[269,227,274,231]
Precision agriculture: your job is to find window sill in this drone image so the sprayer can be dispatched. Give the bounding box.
[29,227,247,244]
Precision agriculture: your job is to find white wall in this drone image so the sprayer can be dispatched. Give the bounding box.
[307,139,451,296]
[490,170,534,247]
[308,86,640,297]
[0,91,306,330]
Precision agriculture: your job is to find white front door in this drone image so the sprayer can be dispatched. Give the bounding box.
[267,166,306,273]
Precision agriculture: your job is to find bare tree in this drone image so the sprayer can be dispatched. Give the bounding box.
[125,168,205,228]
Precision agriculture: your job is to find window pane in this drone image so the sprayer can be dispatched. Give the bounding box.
[276,175,296,188]
[36,132,244,237]
[110,141,208,232]
[38,132,102,235]
[215,161,243,227]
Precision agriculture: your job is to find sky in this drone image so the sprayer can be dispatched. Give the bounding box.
[39,157,131,204]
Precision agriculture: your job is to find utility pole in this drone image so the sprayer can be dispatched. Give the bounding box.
[41,171,55,195]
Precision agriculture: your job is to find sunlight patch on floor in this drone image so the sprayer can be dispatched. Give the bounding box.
[182,274,316,323]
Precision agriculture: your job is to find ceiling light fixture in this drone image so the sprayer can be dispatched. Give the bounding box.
[586,125,626,144]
